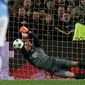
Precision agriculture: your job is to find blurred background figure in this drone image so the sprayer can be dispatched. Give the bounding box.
[55,5,65,22]
[24,0,32,10]
[71,0,85,24]
[55,11,74,41]
[8,0,15,16]
[0,0,9,47]
[67,5,74,14]
[0,0,9,79]
[43,14,55,40]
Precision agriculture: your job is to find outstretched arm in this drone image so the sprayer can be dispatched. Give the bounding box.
[29,31,41,47]
[18,26,41,47]
[21,46,29,60]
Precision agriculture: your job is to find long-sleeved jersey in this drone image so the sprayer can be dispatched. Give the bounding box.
[21,32,57,73]
[21,32,72,76]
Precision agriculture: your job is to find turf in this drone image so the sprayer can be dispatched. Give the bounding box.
[0,79,85,85]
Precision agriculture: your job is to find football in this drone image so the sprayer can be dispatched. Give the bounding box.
[13,39,24,49]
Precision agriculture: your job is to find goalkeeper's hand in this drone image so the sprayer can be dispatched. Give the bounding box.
[19,26,29,33]
[18,26,30,40]
[22,32,28,39]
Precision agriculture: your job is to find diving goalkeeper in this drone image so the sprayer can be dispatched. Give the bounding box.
[17,26,85,79]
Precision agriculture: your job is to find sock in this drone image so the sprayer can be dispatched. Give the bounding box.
[78,61,85,68]
[75,74,85,79]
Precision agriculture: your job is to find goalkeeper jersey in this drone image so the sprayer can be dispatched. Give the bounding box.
[0,0,8,17]
[21,32,56,73]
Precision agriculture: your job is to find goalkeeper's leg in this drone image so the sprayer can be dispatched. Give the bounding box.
[53,70,85,79]
[65,71,85,79]
[64,61,85,79]
[77,61,85,69]
[71,61,85,69]
[0,17,8,47]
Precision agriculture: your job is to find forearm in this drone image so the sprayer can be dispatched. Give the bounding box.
[29,32,41,47]
[18,30,41,47]
[20,46,29,60]
[18,32,29,39]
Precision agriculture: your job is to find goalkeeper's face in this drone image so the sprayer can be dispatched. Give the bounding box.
[24,40,32,51]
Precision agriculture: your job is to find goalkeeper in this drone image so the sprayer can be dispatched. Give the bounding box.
[18,26,85,79]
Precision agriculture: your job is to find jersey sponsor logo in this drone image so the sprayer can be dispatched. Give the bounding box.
[32,52,38,58]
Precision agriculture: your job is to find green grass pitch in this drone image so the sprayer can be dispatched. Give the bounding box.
[0,80,85,85]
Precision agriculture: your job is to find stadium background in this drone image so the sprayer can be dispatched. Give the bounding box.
[6,0,85,79]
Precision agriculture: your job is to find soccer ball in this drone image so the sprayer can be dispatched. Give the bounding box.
[13,39,24,49]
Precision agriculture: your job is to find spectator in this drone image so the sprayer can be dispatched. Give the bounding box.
[23,0,33,17]
[45,1,55,14]
[71,0,85,24]
[67,5,74,14]
[8,6,29,42]
[64,0,74,9]
[55,11,74,41]
[55,0,66,5]
[18,6,26,17]
[43,14,55,40]
[23,0,33,11]
[33,0,45,11]
[14,0,23,11]
[32,11,40,20]
[68,0,79,6]
[28,11,43,37]
[16,6,30,29]
[58,5,65,20]
[39,10,46,19]
[8,0,15,16]
[55,5,65,24]
[55,0,73,9]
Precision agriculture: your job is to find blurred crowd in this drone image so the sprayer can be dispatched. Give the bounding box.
[7,0,85,42]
